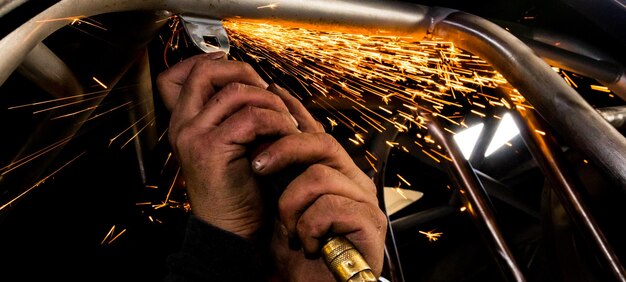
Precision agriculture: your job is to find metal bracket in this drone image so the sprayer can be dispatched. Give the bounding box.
[180,15,230,54]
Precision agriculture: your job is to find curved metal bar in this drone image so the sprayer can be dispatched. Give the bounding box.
[0,0,28,18]
[431,11,626,191]
[511,106,626,281]
[427,116,527,282]
[598,106,626,130]
[17,42,82,98]
[370,121,406,282]
[0,0,437,86]
[520,38,626,100]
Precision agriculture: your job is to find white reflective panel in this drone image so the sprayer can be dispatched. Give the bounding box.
[485,113,520,157]
[453,123,484,160]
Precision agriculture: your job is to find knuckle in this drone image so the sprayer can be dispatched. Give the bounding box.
[277,198,289,219]
[156,71,169,87]
[222,82,246,94]
[297,213,319,236]
[173,125,193,150]
[305,164,331,186]
[317,133,340,153]
[237,61,257,77]
[315,121,325,132]
[371,205,388,234]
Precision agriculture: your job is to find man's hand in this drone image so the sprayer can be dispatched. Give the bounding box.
[157,52,301,240]
[253,85,387,281]
[157,53,387,280]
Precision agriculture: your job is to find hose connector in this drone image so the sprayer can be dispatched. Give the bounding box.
[321,236,377,282]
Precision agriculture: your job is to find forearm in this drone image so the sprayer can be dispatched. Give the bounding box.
[163,215,266,282]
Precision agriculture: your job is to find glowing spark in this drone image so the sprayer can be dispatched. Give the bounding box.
[161,152,173,174]
[535,129,546,136]
[460,206,467,212]
[421,149,440,163]
[107,229,127,244]
[120,117,156,149]
[92,77,108,89]
[365,150,378,161]
[109,111,154,147]
[386,141,399,148]
[365,154,378,173]
[419,229,443,242]
[397,174,411,186]
[101,225,116,245]
[394,187,408,200]
[590,85,611,93]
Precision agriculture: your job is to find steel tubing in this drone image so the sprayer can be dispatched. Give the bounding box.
[427,116,527,282]
[520,38,626,100]
[0,0,436,86]
[431,11,626,190]
[511,107,626,281]
[17,42,83,98]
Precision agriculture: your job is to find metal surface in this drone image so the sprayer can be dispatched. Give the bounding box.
[598,106,626,129]
[322,236,377,282]
[180,15,230,55]
[0,0,28,17]
[511,107,626,281]
[431,11,626,190]
[0,0,435,86]
[17,42,82,98]
[427,115,527,282]
[3,0,624,191]
[520,38,626,100]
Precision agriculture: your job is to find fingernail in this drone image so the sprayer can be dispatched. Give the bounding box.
[252,151,269,171]
[205,51,225,60]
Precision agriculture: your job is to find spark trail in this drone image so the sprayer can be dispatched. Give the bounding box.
[224,21,531,164]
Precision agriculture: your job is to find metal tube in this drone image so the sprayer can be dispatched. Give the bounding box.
[17,42,83,98]
[0,0,28,18]
[510,107,626,281]
[431,11,626,191]
[390,205,456,233]
[520,38,626,100]
[4,0,624,192]
[427,116,527,282]
[598,106,626,129]
[0,0,436,86]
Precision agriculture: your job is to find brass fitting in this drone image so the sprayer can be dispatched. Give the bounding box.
[321,236,377,282]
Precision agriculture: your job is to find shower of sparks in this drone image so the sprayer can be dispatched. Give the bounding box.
[0,152,85,212]
[0,136,72,176]
[419,229,444,242]
[224,21,530,160]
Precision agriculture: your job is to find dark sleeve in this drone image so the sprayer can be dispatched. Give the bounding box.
[162,215,265,282]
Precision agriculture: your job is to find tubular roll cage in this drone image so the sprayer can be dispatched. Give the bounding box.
[1,1,625,281]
